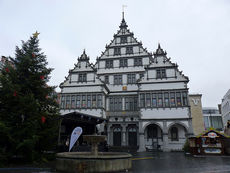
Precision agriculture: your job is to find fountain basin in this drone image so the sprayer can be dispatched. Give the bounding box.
[56,152,132,173]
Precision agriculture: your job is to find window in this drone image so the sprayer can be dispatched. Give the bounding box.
[76,95,81,108]
[158,93,163,107]
[120,58,128,67]
[97,94,102,108]
[156,69,166,79]
[61,95,65,108]
[134,58,142,66]
[92,95,96,108]
[145,93,151,107]
[120,36,127,43]
[105,60,113,68]
[127,74,136,84]
[65,95,70,109]
[126,47,133,54]
[109,97,122,111]
[105,75,109,84]
[125,97,138,111]
[171,127,178,141]
[78,73,87,82]
[176,92,182,106]
[164,93,169,107]
[152,93,157,107]
[71,95,75,108]
[87,95,91,108]
[82,95,86,108]
[114,48,121,55]
[203,116,209,129]
[114,75,122,85]
[182,92,188,106]
[170,92,176,107]
[140,94,145,108]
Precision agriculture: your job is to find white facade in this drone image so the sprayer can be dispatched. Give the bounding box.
[221,89,230,128]
[59,17,193,151]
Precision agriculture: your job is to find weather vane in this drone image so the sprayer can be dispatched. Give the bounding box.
[122,5,127,19]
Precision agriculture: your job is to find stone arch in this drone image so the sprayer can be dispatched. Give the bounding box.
[143,122,163,132]
[167,121,189,133]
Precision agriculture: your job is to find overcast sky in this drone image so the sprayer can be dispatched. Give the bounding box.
[0,0,229,108]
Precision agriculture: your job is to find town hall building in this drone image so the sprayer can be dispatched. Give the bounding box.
[59,14,193,151]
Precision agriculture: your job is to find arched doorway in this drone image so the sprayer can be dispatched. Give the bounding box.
[113,127,121,146]
[128,127,137,146]
[144,124,163,150]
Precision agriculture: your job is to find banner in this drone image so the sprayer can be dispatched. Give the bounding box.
[69,127,83,152]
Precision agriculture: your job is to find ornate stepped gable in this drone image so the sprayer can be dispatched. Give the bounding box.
[60,50,104,88]
[139,44,189,83]
[96,17,152,62]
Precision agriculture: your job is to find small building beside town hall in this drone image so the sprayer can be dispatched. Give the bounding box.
[59,15,193,152]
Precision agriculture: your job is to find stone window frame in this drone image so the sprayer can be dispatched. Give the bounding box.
[105,60,113,68]
[119,58,128,67]
[156,68,166,79]
[105,75,109,84]
[126,46,133,54]
[109,96,122,111]
[134,58,142,66]
[125,96,138,111]
[114,74,123,85]
[114,47,121,56]
[171,127,179,141]
[127,73,136,84]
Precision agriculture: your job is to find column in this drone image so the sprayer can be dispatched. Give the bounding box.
[121,124,126,146]
[138,133,145,152]
[162,133,169,152]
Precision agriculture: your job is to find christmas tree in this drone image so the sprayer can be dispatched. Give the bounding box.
[0,32,59,164]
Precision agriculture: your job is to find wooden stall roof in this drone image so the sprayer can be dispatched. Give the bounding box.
[196,128,230,138]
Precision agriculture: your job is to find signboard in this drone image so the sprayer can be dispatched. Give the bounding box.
[208,132,217,138]
[69,127,83,152]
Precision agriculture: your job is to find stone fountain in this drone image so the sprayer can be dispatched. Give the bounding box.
[56,134,132,173]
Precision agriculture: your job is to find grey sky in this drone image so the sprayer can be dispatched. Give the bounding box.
[0,0,230,107]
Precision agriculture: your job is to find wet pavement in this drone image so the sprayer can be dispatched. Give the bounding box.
[1,152,230,173]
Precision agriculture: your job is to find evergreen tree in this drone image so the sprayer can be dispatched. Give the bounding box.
[0,32,59,163]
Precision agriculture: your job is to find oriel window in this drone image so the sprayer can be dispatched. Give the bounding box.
[76,95,81,108]
[140,94,145,108]
[152,93,157,107]
[146,93,151,107]
[71,95,76,109]
[176,92,182,106]
[97,94,102,108]
[182,92,188,106]
[92,95,96,108]
[87,95,91,108]
[61,95,65,109]
[158,93,163,107]
[164,93,169,107]
[82,95,86,108]
[66,95,70,109]
[170,92,176,107]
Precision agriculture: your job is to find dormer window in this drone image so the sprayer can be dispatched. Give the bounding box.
[134,58,142,66]
[105,60,113,68]
[121,36,127,44]
[156,69,166,79]
[78,73,87,82]
[126,46,133,54]
[114,48,121,55]
[120,58,128,67]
